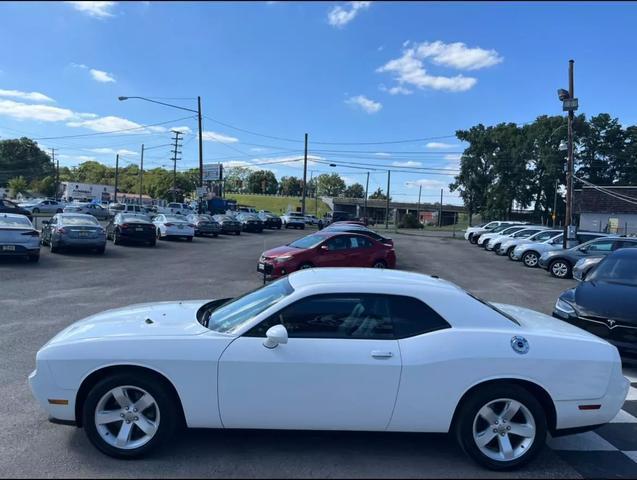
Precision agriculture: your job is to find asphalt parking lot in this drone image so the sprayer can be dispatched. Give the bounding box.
[1,228,636,478]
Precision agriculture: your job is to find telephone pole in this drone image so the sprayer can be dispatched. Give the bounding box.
[439,188,443,227]
[364,171,370,220]
[114,154,119,203]
[171,130,183,202]
[139,144,145,205]
[301,133,308,215]
[552,178,559,227]
[417,184,422,225]
[385,170,391,229]
[51,148,59,200]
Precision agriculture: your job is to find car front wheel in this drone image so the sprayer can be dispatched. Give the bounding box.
[522,252,539,268]
[82,373,177,459]
[454,384,546,470]
[549,259,572,279]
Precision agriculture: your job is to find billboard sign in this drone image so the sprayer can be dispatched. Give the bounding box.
[203,163,223,182]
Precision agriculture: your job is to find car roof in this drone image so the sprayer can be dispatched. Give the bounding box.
[0,212,30,219]
[608,247,637,257]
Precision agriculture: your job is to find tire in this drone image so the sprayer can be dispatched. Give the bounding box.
[82,372,178,459]
[522,251,539,268]
[32,208,40,214]
[186,236,193,242]
[469,235,478,245]
[298,263,313,270]
[277,226,281,230]
[372,260,387,269]
[213,233,218,238]
[50,242,59,254]
[507,248,516,260]
[285,225,289,229]
[113,230,121,246]
[149,239,156,247]
[492,243,501,253]
[156,228,162,240]
[301,225,305,230]
[549,259,572,279]
[96,246,106,255]
[28,254,40,263]
[454,383,547,471]
[235,231,241,236]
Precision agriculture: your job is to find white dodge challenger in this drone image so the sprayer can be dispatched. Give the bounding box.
[29,268,629,470]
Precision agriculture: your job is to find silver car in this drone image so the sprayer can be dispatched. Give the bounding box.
[497,228,560,258]
[63,202,110,220]
[19,198,66,214]
[41,213,107,254]
[0,213,40,262]
[573,256,604,282]
[511,231,610,268]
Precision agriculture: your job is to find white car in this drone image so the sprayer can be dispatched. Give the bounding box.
[304,214,319,225]
[498,229,562,259]
[152,214,194,241]
[486,226,547,253]
[281,212,306,229]
[19,198,66,214]
[157,203,195,216]
[29,268,628,469]
[478,225,528,248]
[63,203,110,220]
[464,221,503,241]
[0,213,40,262]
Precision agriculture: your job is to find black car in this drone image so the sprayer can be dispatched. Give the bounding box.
[0,199,33,221]
[212,215,242,235]
[236,213,264,233]
[323,224,393,246]
[186,214,221,237]
[553,248,637,360]
[106,213,156,246]
[257,211,282,229]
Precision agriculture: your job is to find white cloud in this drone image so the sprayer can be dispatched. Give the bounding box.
[117,149,138,156]
[379,84,413,95]
[405,179,446,189]
[66,1,116,18]
[426,142,456,149]
[328,1,371,28]
[250,147,267,152]
[202,131,239,143]
[444,153,462,161]
[392,160,422,167]
[148,126,167,133]
[414,41,503,71]
[345,95,382,114]
[0,99,74,122]
[374,152,391,157]
[89,148,138,156]
[0,89,54,102]
[67,115,145,133]
[59,154,98,163]
[341,175,356,186]
[89,69,116,83]
[252,154,323,168]
[76,112,98,119]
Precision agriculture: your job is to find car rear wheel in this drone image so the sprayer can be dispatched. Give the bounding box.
[96,246,106,255]
[299,263,313,269]
[186,236,193,242]
[522,252,539,268]
[50,242,59,253]
[28,254,40,262]
[113,231,121,245]
[82,373,177,459]
[156,229,162,240]
[372,260,387,268]
[32,208,40,214]
[549,259,572,279]
[454,384,546,470]
[469,235,478,244]
[507,248,516,259]
[148,239,156,247]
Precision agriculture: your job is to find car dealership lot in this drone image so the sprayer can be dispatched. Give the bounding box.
[1,230,636,478]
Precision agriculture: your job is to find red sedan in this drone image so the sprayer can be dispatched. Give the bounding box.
[258,231,396,278]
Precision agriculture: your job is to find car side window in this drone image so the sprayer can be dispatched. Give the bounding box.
[586,240,614,252]
[326,236,351,251]
[245,294,394,340]
[389,296,451,338]
[351,236,373,249]
[614,240,637,250]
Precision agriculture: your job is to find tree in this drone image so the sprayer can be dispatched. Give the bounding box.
[7,176,29,198]
[577,113,625,185]
[279,176,304,196]
[316,173,346,197]
[369,187,390,200]
[0,138,53,186]
[247,170,278,194]
[343,182,365,198]
[223,166,252,193]
[30,176,58,198]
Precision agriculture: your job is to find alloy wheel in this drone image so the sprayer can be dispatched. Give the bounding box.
[551,261,569,278]
[523,253,538,267]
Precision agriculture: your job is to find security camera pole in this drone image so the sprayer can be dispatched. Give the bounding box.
[557,60,578,249]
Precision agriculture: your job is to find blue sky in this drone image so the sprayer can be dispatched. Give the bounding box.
[1,1,637,205]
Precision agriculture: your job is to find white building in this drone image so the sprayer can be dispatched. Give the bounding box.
[61,182,115,203]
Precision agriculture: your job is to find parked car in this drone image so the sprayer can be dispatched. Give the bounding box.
[281,212,306,229]
[108,203,145,217]
[41,213,107,254]
[152,214,195,241]
[106,213,156,246]
[498,229,562,259]
[553,248,637,359]
[478,225,529,248]
[464,221,517,244]
[539,236,637,278]
[487,226,547,254]
[324,224,394,246]
[63,202,110,220]
[0,213,40,262]
[572,256,604,282]
[511,231,608,268]
[258,211,282,229]
[330,220,367,227]
[258,231,396,278]
[30,268,628,469]
[186,214,221,237]
[304,214,319,225]
[18,198,65,214]
[237,206,258,214]
[236,213,264,233]
[212,215,242,235]
[157,202,194,216]
[0,198,33,221]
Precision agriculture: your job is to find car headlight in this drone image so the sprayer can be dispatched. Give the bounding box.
[555,298,576,315]
[274,255,293,264]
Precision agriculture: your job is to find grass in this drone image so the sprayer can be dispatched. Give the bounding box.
[225,194,331,218]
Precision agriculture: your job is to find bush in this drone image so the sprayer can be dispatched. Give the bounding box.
[399,213,423,229]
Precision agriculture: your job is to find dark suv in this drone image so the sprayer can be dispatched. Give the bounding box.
[0,199,33,221]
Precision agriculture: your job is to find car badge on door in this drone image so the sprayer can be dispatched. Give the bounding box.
[511,336,529,354]
[606,319,617,329]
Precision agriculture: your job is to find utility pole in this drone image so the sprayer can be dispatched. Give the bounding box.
[51,148,59,200]
[301,133,308,215]
[439,188,443,227]
[139,144,145,205]
[364,171,370,220]
[417,184,422,225]
[114,154,119,203]
[552,178,559,227]
[197,96,203,187]
[385,170,391,229]
[171,130,183,202]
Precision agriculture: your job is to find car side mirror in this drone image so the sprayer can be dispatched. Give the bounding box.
[578,247,587,253]
[263,324,288,349]
[320,245,329,252]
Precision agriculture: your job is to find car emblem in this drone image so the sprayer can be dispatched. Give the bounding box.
[511,336,529,355]
[606,319,617,329]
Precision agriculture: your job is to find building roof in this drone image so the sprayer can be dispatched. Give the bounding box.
[574,186,637,214]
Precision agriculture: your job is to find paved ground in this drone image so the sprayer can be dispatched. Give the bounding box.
[0,228,635,478]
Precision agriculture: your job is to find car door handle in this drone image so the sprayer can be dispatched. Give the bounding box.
[371,351,393,359]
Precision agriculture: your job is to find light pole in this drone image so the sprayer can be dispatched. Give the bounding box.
[118,95,204,190]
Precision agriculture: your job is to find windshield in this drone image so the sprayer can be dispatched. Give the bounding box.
[289,234,325,249]
[164,215,187,222]
[0,216,32,228]
[61,215,99,225]
[198,215,214,222]
[587,255,637,286]
[204,277,294,333]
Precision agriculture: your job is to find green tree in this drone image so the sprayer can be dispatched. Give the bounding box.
[343,182,365,198]
[0,138,54,186]
[577,113,625,184]
[30,176,58,198]
[316,173,346,197]
[7,176,29,198]
[278,176,304,196]
[369,187,390,200]
[247,170,278,194]
[223,166,252,193]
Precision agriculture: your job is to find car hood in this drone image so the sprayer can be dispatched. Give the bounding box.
[262,245,303,258]
[45,300,211,346]
[571,281,637,324]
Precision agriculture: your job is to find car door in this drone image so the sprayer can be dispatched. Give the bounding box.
[313,235,352,267]
[217,293,402,430]
[349,235,375,266]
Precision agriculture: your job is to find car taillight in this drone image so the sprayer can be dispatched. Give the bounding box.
[121,223,129,229]
[165,223,174,227]
[22,230,39,237]
[57,227,67,234]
